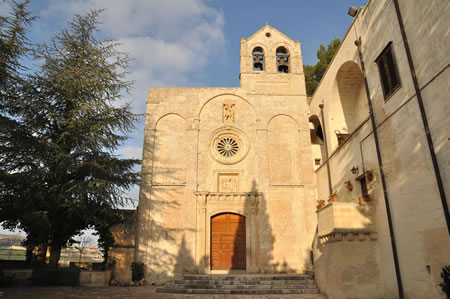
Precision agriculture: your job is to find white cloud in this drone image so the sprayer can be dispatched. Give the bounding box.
[37,0,225,203]
[41,0,225,112]
[0,1,12,17]
[117,145,143,160]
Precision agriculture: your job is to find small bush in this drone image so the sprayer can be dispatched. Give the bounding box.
[441,265,450,298]
[131,261,145,282]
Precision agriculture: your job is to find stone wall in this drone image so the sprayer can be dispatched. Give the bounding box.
[313,202,382,299]
[109,210,136,283]
[313,234,383,299]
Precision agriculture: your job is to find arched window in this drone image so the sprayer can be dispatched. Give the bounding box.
[309,115,325,169]
[276,46,289,73]
[309,115,324,145]
[252,47,264,71]
[330,61,368,149]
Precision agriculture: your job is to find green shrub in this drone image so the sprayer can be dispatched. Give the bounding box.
[441,265,450,298]
[131,261,145,282]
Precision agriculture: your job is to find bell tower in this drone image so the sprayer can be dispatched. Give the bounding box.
[239,24,305,96]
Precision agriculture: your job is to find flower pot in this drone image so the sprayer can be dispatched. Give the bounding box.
[316,203,325,210]
[359,196,370,203]
[328,195,338,202]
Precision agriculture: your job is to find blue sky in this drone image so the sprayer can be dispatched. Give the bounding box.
[1,0,366,237]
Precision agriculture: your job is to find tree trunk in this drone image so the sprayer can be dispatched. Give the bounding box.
[48,243,62,268]
[35,241,48,266]
[25,247,33,265]
[103,247,109,268]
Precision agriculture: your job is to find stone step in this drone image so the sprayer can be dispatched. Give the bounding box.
[183,274,313,281]
[165,283,318,289]
[303,270,314,276]
[173,279,316,285]
[157,288,320,294]
[157,273,320,295]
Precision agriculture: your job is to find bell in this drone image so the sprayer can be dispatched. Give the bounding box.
[278,58,288,73]
[254,57,263,70]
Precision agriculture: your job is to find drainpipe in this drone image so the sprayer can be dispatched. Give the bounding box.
[355,37,404,299]
[319,103,332,194]
[393,0,449,234]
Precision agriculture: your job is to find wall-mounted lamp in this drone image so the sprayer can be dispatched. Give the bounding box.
[366,171,374,182]
[350,166,359,174]
[348,6,358,17]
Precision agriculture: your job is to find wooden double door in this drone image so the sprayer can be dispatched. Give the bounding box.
[211,213,246,270]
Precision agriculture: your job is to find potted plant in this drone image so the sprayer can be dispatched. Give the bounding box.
[345,181,353,191]
[328,191,338,202]
[316,199,326,210]
[359,195,370,203]
[131,261,146,286]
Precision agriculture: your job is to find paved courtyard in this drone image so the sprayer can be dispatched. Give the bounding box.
[0,286,327,298]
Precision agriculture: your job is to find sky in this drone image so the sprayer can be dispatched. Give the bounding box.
[1,0,367,239]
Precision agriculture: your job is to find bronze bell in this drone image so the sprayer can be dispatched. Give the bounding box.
[278,58,288,73]
[254,57,263,70]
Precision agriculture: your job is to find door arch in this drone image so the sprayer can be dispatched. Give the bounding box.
[211,213,246,270]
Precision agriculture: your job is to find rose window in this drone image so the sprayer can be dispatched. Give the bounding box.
[217,137,239,157]
[209,128,249,165]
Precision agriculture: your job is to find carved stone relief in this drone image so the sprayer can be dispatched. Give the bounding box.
[218,174,239,192]
[223,100,236,123]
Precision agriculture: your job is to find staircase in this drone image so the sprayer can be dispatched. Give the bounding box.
[157,273,320,295]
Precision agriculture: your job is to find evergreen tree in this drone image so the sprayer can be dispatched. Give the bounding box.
[304,38,341,96]
[0,0,36,175]
[0,1,47,263]
[0,0,33,107]
[1,8,140,267]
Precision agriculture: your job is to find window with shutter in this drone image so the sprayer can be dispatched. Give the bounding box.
[376,42,401,100]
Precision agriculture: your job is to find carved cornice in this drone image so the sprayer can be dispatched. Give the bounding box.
[194,192,261,207]
[318,229,377,245]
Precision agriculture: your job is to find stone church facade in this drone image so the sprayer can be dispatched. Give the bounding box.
[135,25,317,282]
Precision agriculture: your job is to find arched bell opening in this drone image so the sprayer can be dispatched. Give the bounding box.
[276,46,289,73]
[252,47,264,71]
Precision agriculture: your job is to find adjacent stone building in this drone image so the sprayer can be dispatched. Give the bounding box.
[109,0,449,298]
[309,0,449,298]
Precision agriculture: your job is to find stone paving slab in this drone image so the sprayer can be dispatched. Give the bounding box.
[0,286,327,298]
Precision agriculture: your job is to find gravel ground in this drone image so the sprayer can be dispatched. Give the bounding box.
[0,286,328,299]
